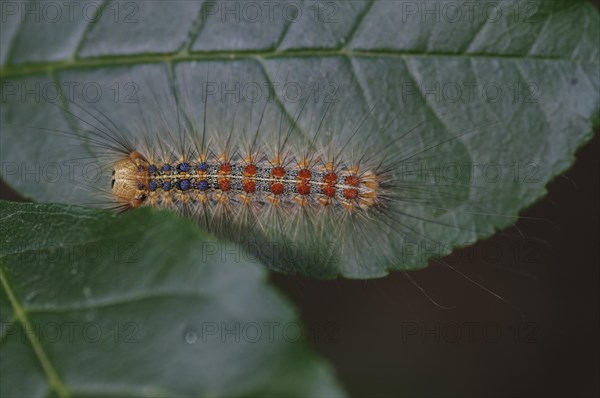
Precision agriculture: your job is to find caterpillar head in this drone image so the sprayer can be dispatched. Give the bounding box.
[111,151,148,209]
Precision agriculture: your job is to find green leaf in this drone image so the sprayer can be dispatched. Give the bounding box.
[1,0,599,278]
[0,200,345,397]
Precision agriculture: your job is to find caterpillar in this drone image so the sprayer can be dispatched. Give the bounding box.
[112,142,381,213]
[0,62,548,279]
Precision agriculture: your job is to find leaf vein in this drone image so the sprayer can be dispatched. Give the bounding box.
[71,0,111,60]
[2,50,594,79]
[25,291,211,314]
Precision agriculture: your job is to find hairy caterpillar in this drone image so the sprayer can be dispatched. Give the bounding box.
[1,62,551,279]
[111,138,381,213]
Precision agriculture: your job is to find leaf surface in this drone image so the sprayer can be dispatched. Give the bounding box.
[0,0,598,278]
[0,201,345,397]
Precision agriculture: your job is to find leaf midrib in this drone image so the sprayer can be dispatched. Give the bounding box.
[1,48,596,79]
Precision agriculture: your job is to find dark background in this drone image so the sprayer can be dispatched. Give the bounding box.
[271,131,600,398]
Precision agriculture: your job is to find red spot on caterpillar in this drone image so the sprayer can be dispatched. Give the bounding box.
[219,162,232,192]
[343,188,358,200]
[323,172,337,184]
[271,182,284,195]
[345,175,360,187]
[243,180,256,193]
[220,163,231,173]
[298,169,311,179]
[323,172,337,197]
[219,179,231,191]
[297,168,312,195]
[270,166,286,195]
[271,166,285,178]
[322,185,336,198]
[243,164,257,194]
[297,183,311,196]
[244,164,257,176]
